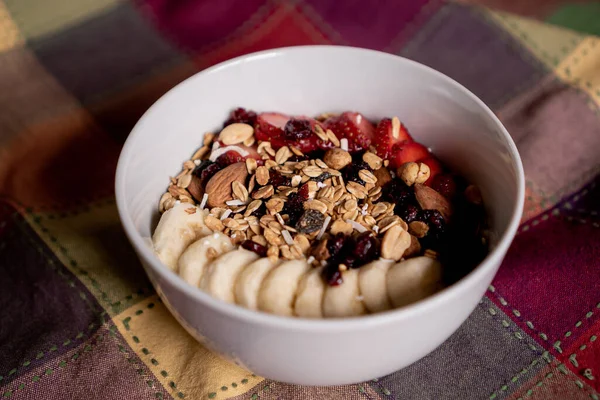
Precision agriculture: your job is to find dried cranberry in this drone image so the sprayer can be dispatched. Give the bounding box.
[284,119,313,140]
[269,170,291,187]
[297,183,310,200]
[323,265,343,286]
[215,151,245,167]
[295,210,325,234]
[241,240,267,257]
[397,204,420,223]
[344,232,379,268]
[326,233,347,259]
[342,161,372,185]
[384,179,415,206]
[431,174,457,199]
[199,163,222,182]
[223,107,257,127]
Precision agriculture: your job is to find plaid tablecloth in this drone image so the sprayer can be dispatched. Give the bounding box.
[1,1,599,399]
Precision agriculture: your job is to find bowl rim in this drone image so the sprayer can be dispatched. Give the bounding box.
[115,45,525,332]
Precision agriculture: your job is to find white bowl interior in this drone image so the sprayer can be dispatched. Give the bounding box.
[119,47,520,250]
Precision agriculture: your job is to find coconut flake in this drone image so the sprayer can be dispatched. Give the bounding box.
[220,209,232,220]
[199,193,209,210]
[320,260,327,266]
[175,200,181,205]
[282,230,294,246]
[194,159,201,166]
[373,225,379,234]
[340,138,349,151]
[346,219,367,233]
[275,213,285,226]
[316,215,332,240]
[226,199,246,206]
[307,256,315,264]
[361,204,368,215]
[212,141,220,152]
[317,182,326,188]
[209,145,249,162]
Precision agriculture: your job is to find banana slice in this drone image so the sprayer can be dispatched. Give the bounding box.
[152,203,211,271]
[178,232,233,287]
[258,260,310,317]
[386,256,443,308]
[234,257,279,310]
[200,249,259,303]
[358,258,394,313]
[322,268,366,318]
[294,267,326,319]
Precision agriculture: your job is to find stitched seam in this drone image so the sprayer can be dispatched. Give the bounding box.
[121,301,185,399]
[206,373,256,399]
[0,315,109,396]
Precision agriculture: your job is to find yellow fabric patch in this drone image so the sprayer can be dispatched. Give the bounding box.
[115,296,264,399]
[4,0,119,39]
[24,200,151,315]
[555,37,600,107]
[485,10,585,69]
[0,1,23,52]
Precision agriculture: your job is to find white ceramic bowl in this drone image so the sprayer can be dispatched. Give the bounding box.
[115,45,524,386]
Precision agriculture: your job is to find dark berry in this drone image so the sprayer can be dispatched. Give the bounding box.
[192,160,213,176]
[250,202,267,218]
[283,192,305,225]
[342,161,371,185]
[397,204,420,223]
[223,107,257,127]
[284,119,313,140]
[323,265,343,286]
[326,233,347,259]
[419,209,446,232]
[310,171,332,183]
[384,179,415,206]
[241,240,267,257]
[288,154,308,162]
[198,163,222,182]
[418,209,446,250]
[431,174,457,199]
[295,210,325,234]
[269,170,291,187]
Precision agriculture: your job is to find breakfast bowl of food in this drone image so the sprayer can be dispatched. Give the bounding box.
[115,45,524,385]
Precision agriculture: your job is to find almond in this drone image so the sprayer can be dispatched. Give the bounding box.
[414,184,452,220]
[205,163,248,208]
[186,175,204,202]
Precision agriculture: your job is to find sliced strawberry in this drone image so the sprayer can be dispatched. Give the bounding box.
[372,118,414,159]
[419,156,443,186]
[254,112,289,146]
[388,141,430,169]
[324,112,375,152]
